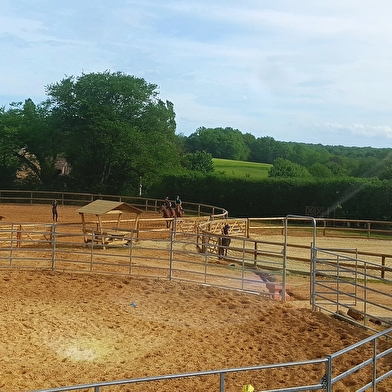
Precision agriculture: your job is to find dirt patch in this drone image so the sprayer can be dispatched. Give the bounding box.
[0,204,391,391]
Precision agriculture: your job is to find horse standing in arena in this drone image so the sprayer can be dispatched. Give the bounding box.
[218,237,231,259]
[218,223,231,259]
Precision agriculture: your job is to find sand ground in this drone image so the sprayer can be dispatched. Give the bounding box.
[0,203,391,391]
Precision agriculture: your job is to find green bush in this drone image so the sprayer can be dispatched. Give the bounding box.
[148,174,392,220]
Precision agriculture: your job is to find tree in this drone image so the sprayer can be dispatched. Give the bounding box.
[308,163,333,179]
[182,150,214,173]
[268,158,311,178]
[185,127,250,160]
[378,159,392,180]
[0,106,21,187]
[252,136,291,164]
[0,99,61,189]
[18,99,63,188]
[46,71,180,194]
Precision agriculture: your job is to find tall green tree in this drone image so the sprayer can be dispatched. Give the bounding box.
[308,163,333,179]
[268,157,311,178]
[0,99,60,189]
[250,136,291,164]
[182,150,214,173]
[0,105,21,187]
[378,159,392,180]
[18,99,62,188]
[46,71,180,194]
[185,127,250,161]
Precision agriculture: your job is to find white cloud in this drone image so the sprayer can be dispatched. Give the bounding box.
[345,123,392,139]
[1,1,392,147]
[309,123,392,147]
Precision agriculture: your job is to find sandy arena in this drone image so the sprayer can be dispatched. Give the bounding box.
[0,203,391,391]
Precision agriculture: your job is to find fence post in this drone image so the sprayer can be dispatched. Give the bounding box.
[310,243,316,311]
[381,256,386,279]
[90,232,95,271]
[128,230,135,276]
[325,355,332,391]
[17,224,22,248]
[9,223,15,267]
[372,338,377,391]
[136,219,140,241]
[219,371,225,392]
[169,226,175,281]
[51,224,57,270]
[254,242,257,266]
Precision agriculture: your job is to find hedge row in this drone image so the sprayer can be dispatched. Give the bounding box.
[148,174,392,220]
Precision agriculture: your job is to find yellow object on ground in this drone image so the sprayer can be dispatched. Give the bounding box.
[242,385,254,392]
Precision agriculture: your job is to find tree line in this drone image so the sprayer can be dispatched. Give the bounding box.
[182,126,392,180]
[1,71,392,219]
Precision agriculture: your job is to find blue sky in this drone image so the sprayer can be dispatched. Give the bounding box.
[2,1,392,148]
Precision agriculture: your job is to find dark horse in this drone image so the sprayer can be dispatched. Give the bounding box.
[218,237,231,259]
[218,223,231,259]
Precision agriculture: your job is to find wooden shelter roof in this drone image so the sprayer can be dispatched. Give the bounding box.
[77,200,143,216]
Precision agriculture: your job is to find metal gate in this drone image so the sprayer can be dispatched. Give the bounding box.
[311,246,392,331]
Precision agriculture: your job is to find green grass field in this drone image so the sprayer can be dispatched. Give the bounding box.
[212,158,271,180]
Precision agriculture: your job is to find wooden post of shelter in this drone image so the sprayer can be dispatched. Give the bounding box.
[77,200,143,247]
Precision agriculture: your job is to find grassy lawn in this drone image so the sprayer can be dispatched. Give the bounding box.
[213,158,271,180]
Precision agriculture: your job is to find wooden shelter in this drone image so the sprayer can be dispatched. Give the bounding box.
[77,200,143,245]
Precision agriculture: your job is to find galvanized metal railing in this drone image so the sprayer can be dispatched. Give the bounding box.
[31,327,392,392]
[311,247,392,332]
[1,200,392,390]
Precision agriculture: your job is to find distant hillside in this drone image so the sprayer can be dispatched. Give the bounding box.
[213,158,271,180]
